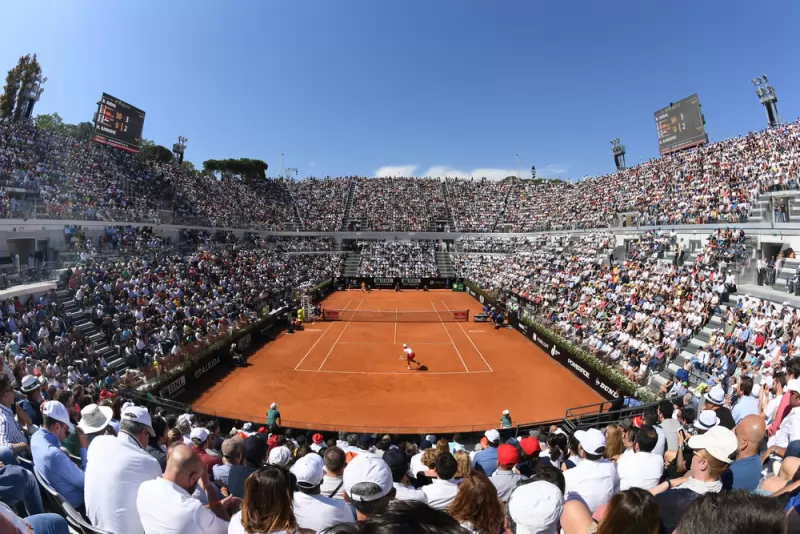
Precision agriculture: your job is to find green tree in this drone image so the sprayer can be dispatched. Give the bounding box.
[152,145,174,164]
[180,160,196,171]
[202,158,268,180]
[13,54,40,122]
[34,112,66,134]
[0,58,26,119]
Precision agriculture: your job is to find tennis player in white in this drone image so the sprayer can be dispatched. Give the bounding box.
[402,343,421,370]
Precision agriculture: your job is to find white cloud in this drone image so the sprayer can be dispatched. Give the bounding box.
[374,165,418,177]
[541,164,568,177]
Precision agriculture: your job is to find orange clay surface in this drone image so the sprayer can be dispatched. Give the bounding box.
[190,290,602,433]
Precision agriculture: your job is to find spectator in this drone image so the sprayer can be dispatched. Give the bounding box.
[0,500,69,534]
[507,480,563,534]
[449,470,505,534]
[616,424,664,491]
[472,429,500,475]
[228,435,267,499]
[658,400,682,453]
[227,465,308,534]
[76,403,115,448]
[190,427,221,474]
[0,462,45,517]
[146,415,170,472]
[490,444,524,504]
[0,374,29,462]
[731,376,759,425]
[321,446,347,500]
[722,415,766,491]
[382,448,427,503]
[212,437,243,490]
[677,491,786,534]
[324,499,469,534]
[18,375,44,428]
[30,400,88,510]
[561,487,659,534]
[137,444,237,533]
[291,453,355,531]
[562,428,620,512]
[704,386,736,430]
[422,452,460,510]
[342,454,396,521]
[85,404,162,534]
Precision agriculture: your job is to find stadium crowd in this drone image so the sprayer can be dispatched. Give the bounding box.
[290,177,351,231]
[356,240,439,278]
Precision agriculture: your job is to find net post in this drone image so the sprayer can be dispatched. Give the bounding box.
[466,309,470,322]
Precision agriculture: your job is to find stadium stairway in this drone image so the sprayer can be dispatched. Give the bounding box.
[285,184,306,231]
[343,252,361,277]
[440,181,459,232]
[435,251,455,278]
[491,181,515,232]
[55,286,127,373]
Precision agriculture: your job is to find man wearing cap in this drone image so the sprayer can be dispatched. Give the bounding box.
[291,454,355,531]
[19,375,44,428]
[343,453,396,521]
[491,444,524,503]
[190,427,220,474]
[227,435,267,499]
[310,432,327,453]
[383,448,427,503]
[507,480,563,534]
[30,400,89,510]
[268,445,292,468]
[422,452,460,509]
[472,429,501,475]
[562,428,619,512]
[616,424,663,490]
[85,404,162,534]
[652,426,738,533]
[212,437,242,490]
[703,384,736,430]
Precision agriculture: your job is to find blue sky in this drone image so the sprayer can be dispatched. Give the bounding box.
[2,1,798,180]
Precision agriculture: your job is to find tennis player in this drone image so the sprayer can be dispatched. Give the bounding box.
[403,343,421,370]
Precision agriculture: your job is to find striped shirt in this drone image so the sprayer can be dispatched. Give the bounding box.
[0,403,28,448]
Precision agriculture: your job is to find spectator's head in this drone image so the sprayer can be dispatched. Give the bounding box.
[507,480,563,534]
[291,453,325,494]
[435,452,458,481]
[176,413,192,437]
[623,427,639,451]
[574,428,605,460]
[20,375,42,402]
[268,445,292,468]
[642,407,658,426]
[324,499,468,534]
[703,385,726,410]
[737,376,754,398]
[484,429,500,447]
[241,466,298,534]
[167,427,183,446]
[688,427,738,482]
[634,425,659,454]
[189,427,212,449]
[343,454,396,520]
[677,491,786,534]
[347,433,359,447]
[658,399,674,421]
[420,448,438,470]
[694,410,720,433]
[679,406,696,427]
[221,437,243,465]
[787,380,800,409]
[323,446,346,476]
[77,403,113,438]
[596,488,659,534]
[42,400,72,442]
[448,470,505,534]
[120,405,156,448]
[358,434,373,451]
[163,444,205,494]
[603,424,624,459]
[243,435,268,467]
[453,450,472,479]
[382,448,409,483]
[497,444,519,471]
[734,415,766,457]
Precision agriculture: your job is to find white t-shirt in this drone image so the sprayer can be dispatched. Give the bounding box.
[404,347,413,356]
[616,451,664,491]
[393,482,427,502]
[227,511,295,534]
[563,459,620,512]
[292,492,355,532]
[422,478,460,509]
[137,477,228,534]
[85,432,163,534]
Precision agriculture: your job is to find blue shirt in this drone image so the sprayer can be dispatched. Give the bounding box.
[472,446,499,476]
[731,395,759,424]
[723,455,762,492]
[30,428,87,508]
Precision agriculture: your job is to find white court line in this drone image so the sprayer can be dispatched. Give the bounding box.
[295,368,493,376]
[317,298,364,371]
[394,308,397,345]
[442,299,494,372]
[293,299,351,370]
[430,300,469,373]
[338,341,451,345]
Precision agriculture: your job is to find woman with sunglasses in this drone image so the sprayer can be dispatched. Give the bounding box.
[228,465,312,534]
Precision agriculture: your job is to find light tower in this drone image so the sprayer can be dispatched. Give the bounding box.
[752,75,780,128]
[611,138,626,170]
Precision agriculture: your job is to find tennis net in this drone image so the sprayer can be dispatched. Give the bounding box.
[322,309,470,322]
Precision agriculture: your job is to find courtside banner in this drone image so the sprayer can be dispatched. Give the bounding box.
[452,311,467,321]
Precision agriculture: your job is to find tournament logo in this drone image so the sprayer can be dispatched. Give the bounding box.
[238,333,252,350]
[550,346,560,358]
[160,375,186,399]
[567,358,591,379]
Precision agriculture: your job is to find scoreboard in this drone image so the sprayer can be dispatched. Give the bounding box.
[654,94,707,155]
[93,93,145,152]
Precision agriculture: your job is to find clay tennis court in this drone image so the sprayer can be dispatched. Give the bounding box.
[190,291,602,433]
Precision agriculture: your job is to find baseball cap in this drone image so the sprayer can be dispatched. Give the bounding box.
[312,433,324,444]
[485,429,500,443]
[121,405,155,436]
[42,400,70,426]
[507,480,563,534]
[190,427,210,443]
[291,453,324,488]
[242,435,267,465]
[694,410,720,431]
[268,445,292,467]
[424,434,437,443]
[519,436,541,456]
[382,448,408,472]
[787,379,800,395]
[419,439,432,450]
[221,438,242,459]
[574,428,606,455]
[343,454,393,502]
[497,444,519,466]
[688,426,738,464]
[358,435,373,449]
[705,385,725,406]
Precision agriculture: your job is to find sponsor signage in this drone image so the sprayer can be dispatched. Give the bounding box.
[194,356,221,379]
[159,375,186,400]
[452,311,467,321]
[238,333,252,351]
[473,313,489,322]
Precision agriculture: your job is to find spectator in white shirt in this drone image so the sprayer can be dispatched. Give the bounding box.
[343,454,396,521]
[290,453,355,531]
[136,444,238,534]
[422,452,461,510]
[228,463,307,534]
[310,433,327,453]
[409,439,432,478]
[616,425,664,491]
[85,404,162,534]
[382,449,427,503]
[769,379,800,458]
[563,428,620,512]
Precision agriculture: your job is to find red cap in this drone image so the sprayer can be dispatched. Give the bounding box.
[519,437,541,456]
[312,433,323,444]
[632,415,643,429]
[497,444,519,466]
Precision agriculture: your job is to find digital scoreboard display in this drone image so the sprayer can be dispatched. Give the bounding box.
[92,93,145,153]
[654,94,707,155]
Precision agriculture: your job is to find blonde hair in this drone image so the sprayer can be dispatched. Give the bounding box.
[604,424,625,459]
[454,450,472,479]
[421,448,438,469]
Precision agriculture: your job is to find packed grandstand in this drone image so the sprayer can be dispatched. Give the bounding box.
[3,114,800,533]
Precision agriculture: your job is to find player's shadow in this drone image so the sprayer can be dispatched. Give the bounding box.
[417,365,429,372]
